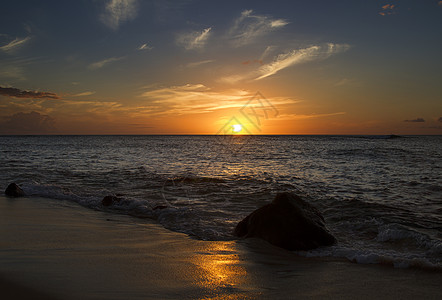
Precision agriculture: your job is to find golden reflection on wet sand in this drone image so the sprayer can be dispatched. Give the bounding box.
[191,241,257,299]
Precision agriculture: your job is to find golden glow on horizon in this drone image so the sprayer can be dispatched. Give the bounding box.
[1,79,438,135]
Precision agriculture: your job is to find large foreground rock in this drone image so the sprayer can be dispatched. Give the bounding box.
[234,192,336,251]
[5,183,25,197]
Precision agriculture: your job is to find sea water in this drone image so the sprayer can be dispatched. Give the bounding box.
[1,135,441,269]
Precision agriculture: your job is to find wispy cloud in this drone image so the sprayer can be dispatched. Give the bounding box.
[138,84,297,116]
[0,36,31,52]
[0,56,45,81]
[379,4,396,16]
[256,46,321,80]
[138,43,153,51]
[0,86,60,99]
[220,43,350,83]
[59,99,122,114]
[0,65,26,80]
[88,56,124,70]
[404,117,425,122]
[177,27,212,50]
[228,10,288,47]
[278,112,346,120]
[101,0,138,30]
[71,91,96,97]
[219,74,250,84]
[186,59,215,68]
[257,43,350,80]
[139,84,250,115]
[259,45,276,61]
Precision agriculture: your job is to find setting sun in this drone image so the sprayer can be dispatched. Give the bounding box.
[232,124,243,133]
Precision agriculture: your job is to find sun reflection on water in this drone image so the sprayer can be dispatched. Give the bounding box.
[192,241,256,299]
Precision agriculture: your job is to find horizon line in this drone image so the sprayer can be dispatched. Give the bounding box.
[1,134,440,137]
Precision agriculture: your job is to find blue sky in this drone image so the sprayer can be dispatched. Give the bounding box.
[0,0,441,134]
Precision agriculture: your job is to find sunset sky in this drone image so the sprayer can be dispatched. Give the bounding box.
[0,0,441,135]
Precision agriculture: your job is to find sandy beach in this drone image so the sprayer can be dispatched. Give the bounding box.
[1,195,441,299]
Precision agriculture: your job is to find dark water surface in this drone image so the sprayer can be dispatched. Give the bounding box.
[1,135,441,269]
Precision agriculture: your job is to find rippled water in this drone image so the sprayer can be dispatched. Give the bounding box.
[1,135,441,269]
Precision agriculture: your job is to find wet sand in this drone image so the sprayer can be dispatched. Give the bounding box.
[0,196,441,299]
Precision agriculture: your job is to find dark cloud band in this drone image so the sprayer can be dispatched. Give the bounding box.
[0,86,60,99]
[404,118,425,123]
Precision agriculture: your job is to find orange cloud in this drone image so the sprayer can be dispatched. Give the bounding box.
[379,3,396,16]
[382,4,395,10]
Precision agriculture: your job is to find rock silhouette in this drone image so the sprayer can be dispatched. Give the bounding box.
[234,192,336,250]
[5,183,25,197]
[153,205,168,210]
[101,195,122,206]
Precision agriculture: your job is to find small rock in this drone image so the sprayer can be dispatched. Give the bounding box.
[101,195,121,206]
[5,183,25,197]
[153,205,168,210]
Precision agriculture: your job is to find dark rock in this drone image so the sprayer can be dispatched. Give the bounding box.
[165,176,225,185]
[101,195,121,206]
[234,192,336,251]
[153,205,168,210]
[387,134,402,139]
[5,183,25,197]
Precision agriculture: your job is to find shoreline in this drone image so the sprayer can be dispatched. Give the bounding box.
[1,196,441,299]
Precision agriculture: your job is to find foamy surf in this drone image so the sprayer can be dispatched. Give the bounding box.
[15,179,442,271]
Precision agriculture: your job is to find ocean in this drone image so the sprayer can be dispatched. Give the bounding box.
[1,135,441,270]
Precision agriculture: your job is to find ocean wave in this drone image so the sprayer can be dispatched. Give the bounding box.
[21,182,86,203]
[297,245,442,271]
[295,220,442,271]
[17,182,442,269]
[17,181,238,241]
[376,224,442,255]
